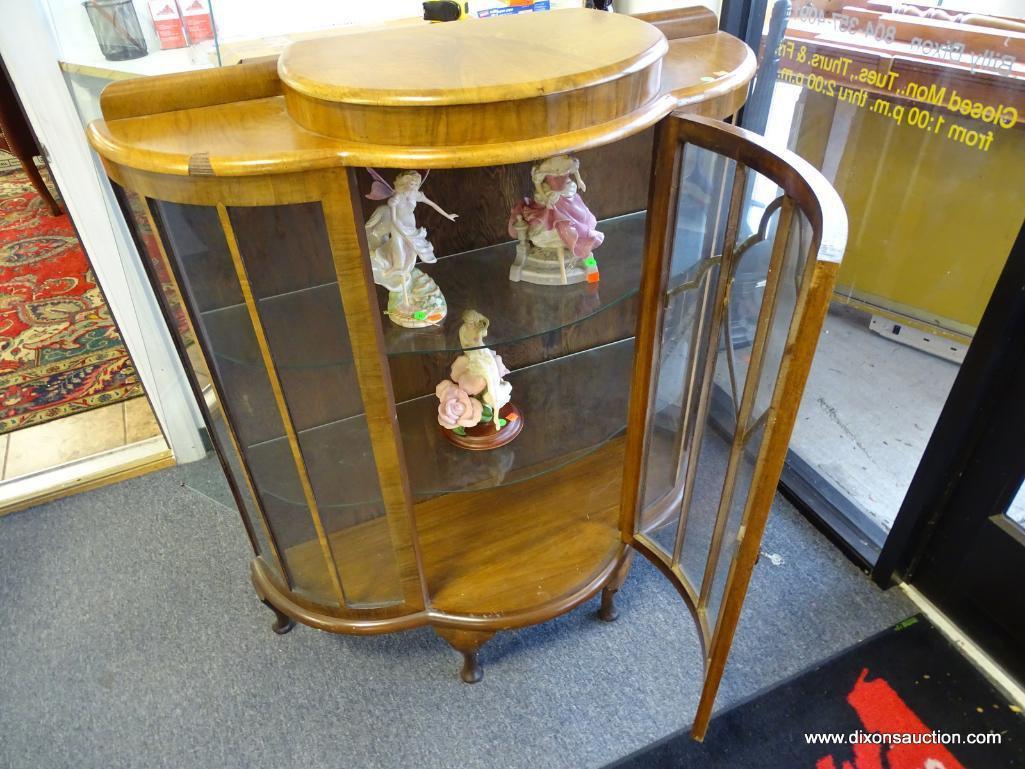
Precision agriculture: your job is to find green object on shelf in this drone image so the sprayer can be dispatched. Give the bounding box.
[583,256,597,267]
[498,418,508,427]
[413,310,428,320]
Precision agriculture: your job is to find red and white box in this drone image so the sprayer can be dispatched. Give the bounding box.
[180,0,215,43]
[148,1,187,49]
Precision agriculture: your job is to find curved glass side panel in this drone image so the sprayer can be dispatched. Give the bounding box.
[145,199,403,608]
[112,185,279,582]
[225,202,404,608]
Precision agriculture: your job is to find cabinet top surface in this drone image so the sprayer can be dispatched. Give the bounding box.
[89,29,755,178]
[278,9,667,106]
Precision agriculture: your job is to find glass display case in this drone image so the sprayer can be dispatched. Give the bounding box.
[85,8,845,739]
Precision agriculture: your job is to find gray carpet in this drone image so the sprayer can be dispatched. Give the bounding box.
[0,456,912,769]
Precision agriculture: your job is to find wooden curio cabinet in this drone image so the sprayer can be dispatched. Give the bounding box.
[88,9,845,739]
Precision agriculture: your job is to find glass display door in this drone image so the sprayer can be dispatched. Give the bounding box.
[625,113,846,740]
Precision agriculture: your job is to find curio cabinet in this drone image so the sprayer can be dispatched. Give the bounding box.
[87,8,846,739]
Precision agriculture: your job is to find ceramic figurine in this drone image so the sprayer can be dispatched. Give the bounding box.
[435,310,522,450]
[364,168,458,328]
[507,154,604,285]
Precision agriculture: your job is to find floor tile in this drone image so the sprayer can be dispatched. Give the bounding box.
[124,396,162,444]
[4,403,126,479]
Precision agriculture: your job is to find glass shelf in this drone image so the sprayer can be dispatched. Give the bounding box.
[244,337,634,508]
[383,212,645,356]
[199,212,644,368]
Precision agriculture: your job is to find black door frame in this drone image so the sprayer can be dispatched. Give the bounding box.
[874,219,1025,583]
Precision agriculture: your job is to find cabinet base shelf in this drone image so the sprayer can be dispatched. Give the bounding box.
[252,437,631,635]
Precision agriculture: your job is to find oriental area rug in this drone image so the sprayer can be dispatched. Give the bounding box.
[0,166,142,433]
[607,615,1025,769]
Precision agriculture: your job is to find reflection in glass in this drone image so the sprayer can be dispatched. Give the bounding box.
[757,5,1024,538]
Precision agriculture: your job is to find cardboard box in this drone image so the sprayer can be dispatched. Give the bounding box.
[475,1,551,18]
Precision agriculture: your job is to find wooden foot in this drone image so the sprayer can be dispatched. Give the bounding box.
[262,600,295,635]
[598,587,619,622]
[598,551,634,623]
[435,628,495,684]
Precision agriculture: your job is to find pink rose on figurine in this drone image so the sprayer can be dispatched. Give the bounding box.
[436,380,483,429]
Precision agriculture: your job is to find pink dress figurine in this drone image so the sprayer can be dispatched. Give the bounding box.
[507,155,604,285]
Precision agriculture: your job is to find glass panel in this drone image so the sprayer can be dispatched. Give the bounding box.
[751,2,1025,540]
[148,201,321,595]
[723,202,812,428]
[705,414,765,629]
[676,332,736,592]
[639,145,735,553]
[146,200,400,607]
[111,185,280,579]
[671,147,735,289]
[637,147,816,624]
[640,265,716,542]
[226,202,404,608]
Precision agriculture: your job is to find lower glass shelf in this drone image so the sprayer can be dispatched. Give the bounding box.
[246,336,635,507]
[402,337,634,496]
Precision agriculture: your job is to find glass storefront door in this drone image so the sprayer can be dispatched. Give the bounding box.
[728,0,1025,563]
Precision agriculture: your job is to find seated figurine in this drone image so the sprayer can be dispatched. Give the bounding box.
[507,154,604,285]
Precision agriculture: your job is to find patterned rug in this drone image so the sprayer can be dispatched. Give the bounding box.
[0,166,142,434]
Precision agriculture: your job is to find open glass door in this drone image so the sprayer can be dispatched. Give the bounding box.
[621,114,847,740]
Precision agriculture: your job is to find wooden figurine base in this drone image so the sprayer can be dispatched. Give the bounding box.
[441,403,523,451]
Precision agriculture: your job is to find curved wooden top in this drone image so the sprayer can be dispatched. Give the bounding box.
[279,9,668,106]
[88,19,755,177]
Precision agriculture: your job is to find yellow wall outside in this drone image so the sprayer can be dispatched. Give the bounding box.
[795,90,1025,338]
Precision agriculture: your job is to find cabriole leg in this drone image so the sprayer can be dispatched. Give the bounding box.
[435,628,495,683]
[261,599,295,635]
[598,551,634,623]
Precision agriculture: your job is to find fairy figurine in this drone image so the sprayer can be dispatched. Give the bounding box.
[364,168,458,328]
[507,154,604,286]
